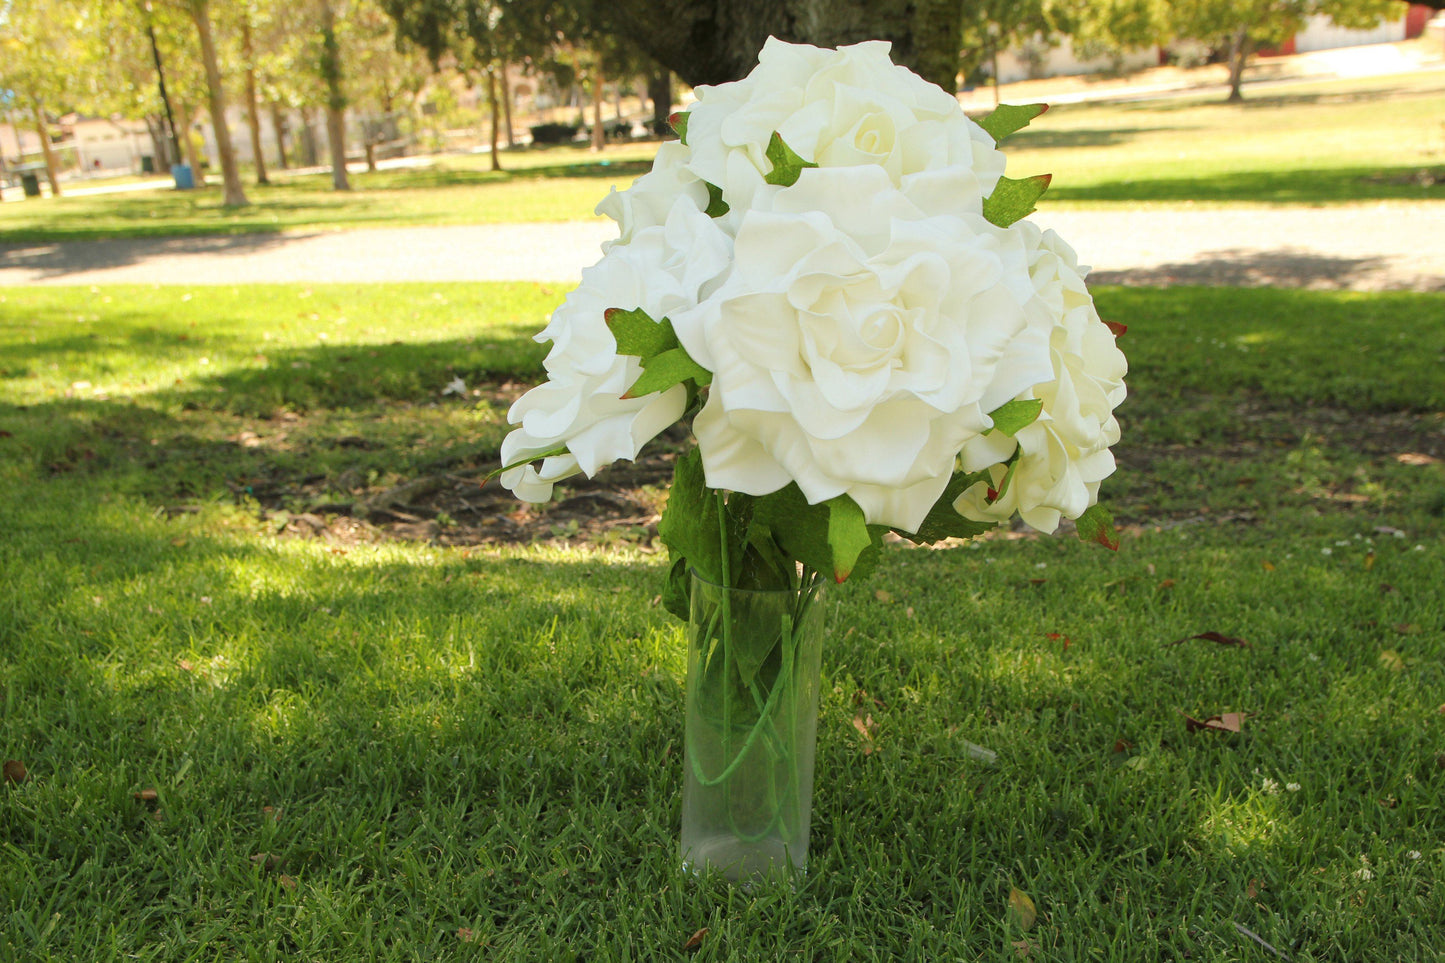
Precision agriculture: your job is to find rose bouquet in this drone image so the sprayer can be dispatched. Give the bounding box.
[500,37,1126,595]
[495,37,1127,877]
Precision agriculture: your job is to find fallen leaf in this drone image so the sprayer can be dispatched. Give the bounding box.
[3,759,26,784]
[1168,631,1250,648]
[278,874,297,890]
[1028,577,1047,586]
[1013,938,1035,958]
[852,713,878,754]
[1103,320,1127,337]
[1112,739,1135,754]
[1261,561,1275,571]
[1363,552,1375,571]
[250,853,284,872]
[1396,452,1438,466]
[874,589,893,603]
[457,928,476,943]
[1008,887,1038,930]
[1379,650,1406,671]
[1181,711,1244,733]
[134,788,159,806]
[1245,878,1262,900]
[1046,632,1072,650]
[682,927,708,952]
[1158,579,1176,590]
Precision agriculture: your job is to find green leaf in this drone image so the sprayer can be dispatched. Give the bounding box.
[982,173,1052,228]
[623,346,712,398]
[483,441,571,484]
[893,471,999,545]
[763,132,818,188]
[752,485,882,582]
[1075,503,1120,551]
[986,398,1045,437]
[605,306,676,360]
[704,181,730,218]
[661,555,691,620]
[977,103,1048,144]
[657,449,723,583]
[668,111,689,145]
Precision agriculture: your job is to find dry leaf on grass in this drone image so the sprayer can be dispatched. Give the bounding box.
[3,759,26,784]
[1181,711,1244,733]
[1168,631,1250,648]
[682,927,708,952]
[1008,887,1038,930]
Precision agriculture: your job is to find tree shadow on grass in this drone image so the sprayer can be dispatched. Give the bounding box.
[2,231,308,281]
[1006,125,1187,150]
[1091,248,1445,293]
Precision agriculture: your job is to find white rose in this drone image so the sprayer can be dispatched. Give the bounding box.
[682,37,1005,222]
[500,200,732,501]
[955,224,1128,532]
[595,141,710,251]
[671,165,1055,533]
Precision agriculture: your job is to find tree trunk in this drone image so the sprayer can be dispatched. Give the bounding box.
[487,64,502,172]
[609,0,959,88]
[270,103,290,169]
[365,138,377,172]
[590,63,606,152]
[299,107,319,167]
[145,115,171,169]
[319,0,351,191]
[176,98,206,184]
[144,17,183,168]
[648,68,671,135]
[241,14,269,185]
[1227,25,1250,102]
[991,44,1000,106]
[499,63,515,148]
[909,0,965,92]
[31,100,62,197]
[192,0,248,206]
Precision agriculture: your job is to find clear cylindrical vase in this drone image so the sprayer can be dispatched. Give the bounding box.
[680,570,826,881]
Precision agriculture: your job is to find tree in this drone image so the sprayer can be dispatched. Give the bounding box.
[0,0,92,196]
[380,0,555,170]
[318,0,351,189]
[1167,0,1400,101]
[238,2,270,184]
[160,0,249,204]
[588,0,972,91]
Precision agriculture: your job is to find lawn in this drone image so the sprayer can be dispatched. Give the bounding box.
[2,281,1443,961]
[3,71,1443,244]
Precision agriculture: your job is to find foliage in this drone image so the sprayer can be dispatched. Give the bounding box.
[1164,0,1401,99]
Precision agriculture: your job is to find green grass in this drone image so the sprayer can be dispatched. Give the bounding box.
[3,72,1443,245]
[1010,72,1445,206]
[2,283,1444,961]
[0,144,659,242]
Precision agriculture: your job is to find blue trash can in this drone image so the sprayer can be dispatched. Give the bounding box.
[171,163,194,190]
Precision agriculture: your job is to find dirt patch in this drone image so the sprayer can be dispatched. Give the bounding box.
[232,391,1444,551]
[248,429,683,551]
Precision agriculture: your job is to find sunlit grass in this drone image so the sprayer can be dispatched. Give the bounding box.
[1,281,1443,959]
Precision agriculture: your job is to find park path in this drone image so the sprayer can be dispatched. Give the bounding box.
[2,204,1443,291]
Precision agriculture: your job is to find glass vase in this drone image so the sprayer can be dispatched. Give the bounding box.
[680,570,826,881]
